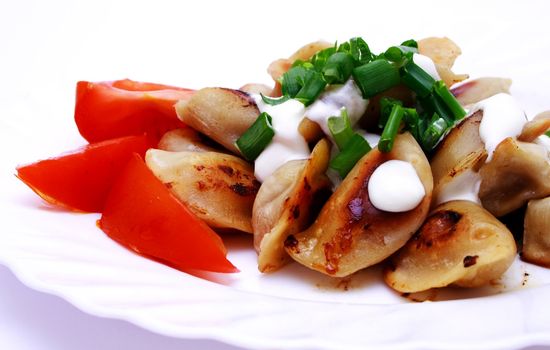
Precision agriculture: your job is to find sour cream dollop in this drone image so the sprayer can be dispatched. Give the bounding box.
[305,79,368,136]
[473,93,527,161]
[368,160,425,212]
[253,98,309,182]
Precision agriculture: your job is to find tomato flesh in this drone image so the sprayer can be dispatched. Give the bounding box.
[16,135,151,212]
[99,154,238,273]
[75,79,194,143]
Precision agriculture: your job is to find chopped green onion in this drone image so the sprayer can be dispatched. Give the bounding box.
[419,93,454,125]
[433,80,466,121]
[328,109,353,150]
[309,46,337,71]
[384,46,404,62]
[546,130,550,137]
[383,46,415,64]
[329,133,372,178]
[281,66,327,106]
[401,39,418,49]
[235,112,274,161]
[379,104,405,153]
[402,107,422,140]
[339,37,373,65]
[378,97,403,128]
[421,114,448,151]
[400,58,436,98]
[260,93,290,106]
[352,60,400,99]
[323,52,355,84]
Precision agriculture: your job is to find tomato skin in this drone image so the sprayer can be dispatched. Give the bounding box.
[75,79,194,143]
[16,135,151,212]
[99,154,238,273]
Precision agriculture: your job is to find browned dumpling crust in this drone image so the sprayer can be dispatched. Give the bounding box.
[146,149,259,233]
[384,200,517,293]
[176,87,259,154]
[284,133,433,277]
[253,139,331,272]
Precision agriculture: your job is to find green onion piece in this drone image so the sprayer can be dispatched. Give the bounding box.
[294,70,327,106]
[384,46,404,62]
[280,66,305,97]
[281,66,327,106]
[402,107,422,140]
[329,133,372,178]
[323,52,355,84]
[379,104,405,153]
[352,60,400,99]
[401,39,418,49]
[400,58,436,98]
[421,115,448,151]
[328,109,353,150]
[419,93,454,125]
[339,37,373,65]
[260,93,290,106]
[310,45,337,71]
[378,97,403,128]
[546,130,550,137]
[235,112,275,161]
[433,80,466,121]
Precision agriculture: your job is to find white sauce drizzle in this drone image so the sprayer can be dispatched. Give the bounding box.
[472,93,527,161]
[413,54,441,81]
[305,79,368,135]
[435,169,482,206]
[253,98,309,182]
[368,160,425,212]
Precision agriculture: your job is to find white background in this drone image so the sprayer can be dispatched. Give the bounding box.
[1,0,550,349]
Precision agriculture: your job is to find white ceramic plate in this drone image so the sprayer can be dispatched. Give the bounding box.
[2,1,550,349]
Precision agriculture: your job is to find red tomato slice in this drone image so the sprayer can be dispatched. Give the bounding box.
[99,154,238,273]
[75,79,194,143]
[16,135,151,212]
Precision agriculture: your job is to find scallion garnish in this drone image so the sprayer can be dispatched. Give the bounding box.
[419,94,454,125]
[400,39,418,49]
[421,115,448,151]
[400,58,436,98]
[328,109,353,150]
[383,46,415,65]
[329,133,372,178]
[339,37,373,65]
[378,97,403,128]
[379,104,405,153]
[402,107,422,141]
[235,112,275,161]
[323,52,355,84]
[352,60,400,99]
[433,80,466,121]
[260,93,290,106]
[546,130,550,137]
[280,66,326,106]
[309,46,337,71]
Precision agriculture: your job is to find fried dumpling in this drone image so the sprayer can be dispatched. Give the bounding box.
[384,200,517,293]
[285,133,433,277]
[253,139,331,272]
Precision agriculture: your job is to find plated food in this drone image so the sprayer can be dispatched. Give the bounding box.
[16,37,550,296]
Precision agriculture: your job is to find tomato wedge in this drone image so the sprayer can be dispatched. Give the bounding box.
[16,135,150,212]
[99,154,238,273]
[75,79,194,143]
